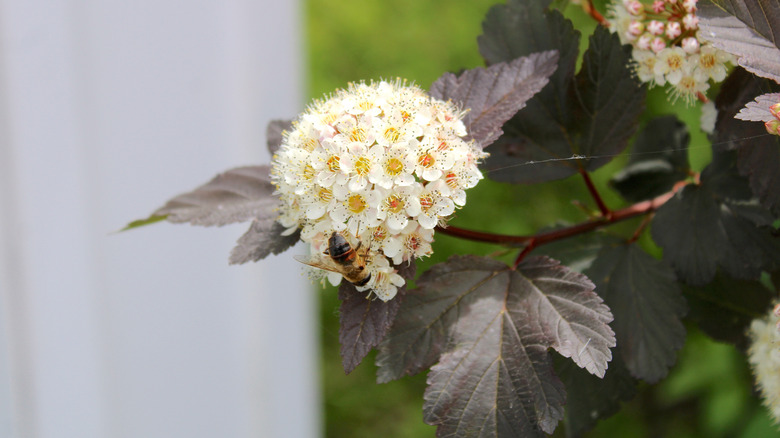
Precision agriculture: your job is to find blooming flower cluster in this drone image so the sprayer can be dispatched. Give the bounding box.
[748,302,780,425]
[608,0,734,104]
[271,79,487,301]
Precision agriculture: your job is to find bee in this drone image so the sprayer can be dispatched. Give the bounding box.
[295,232,372,286]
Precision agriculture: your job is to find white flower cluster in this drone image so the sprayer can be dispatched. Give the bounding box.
[271,79,487,301]
[608,0,734,104]
[748,302,780,425]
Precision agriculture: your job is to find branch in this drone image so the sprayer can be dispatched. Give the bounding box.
[437,184,681,251]
[580,168,611,218]
[583,0,609,27]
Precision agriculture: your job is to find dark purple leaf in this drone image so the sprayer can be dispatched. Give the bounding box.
[228,221,300,264]
[698,0,780,82]
[378,255,614,436]
[585,244,687,383]
[267,119,292,155]
[651,149,780,285]
[480,13,644,184]
[338,261,416,374]
[683,272,776,350]
[714,69,780,214]
[147,165,279,227]
[555,353,637,438]
[430,51,559,149]
[478,0,582,184]
[610,116,692,202]
[575,26,646,172]
[736,92,780,121]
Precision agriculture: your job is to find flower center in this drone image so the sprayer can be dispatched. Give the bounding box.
[384,127,400,143]
[445,172,459,189]
[384,158,404,176]
[419,195,434,211]
[303,138,318,152]
[678,76,696,92]
[437,140,449,152]
[302,164,316,181]
[372,226,387,241]
[700,53,716,69]
[385,194,405,213]
[318,187,333,203]
[350,127,366,143]
[666,54,683,70]
[347,194,367,214]
[401,111,411,122]
[418,153,435,168]
[354,157,371,176]
[326,155,341,172]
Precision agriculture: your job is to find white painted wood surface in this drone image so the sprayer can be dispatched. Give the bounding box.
[0,1,319,437]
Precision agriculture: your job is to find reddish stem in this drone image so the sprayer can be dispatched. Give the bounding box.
[580,168,611,218]
[437,185,682,266]
[583,0,610,26]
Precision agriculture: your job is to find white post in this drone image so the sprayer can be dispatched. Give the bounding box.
[0,0,319,437]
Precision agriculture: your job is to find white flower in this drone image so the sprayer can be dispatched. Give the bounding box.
[271,79,487,301]
[748,301,780,425]
[655,47,688,85]
[692,45,732,82]
[699,100,716,134]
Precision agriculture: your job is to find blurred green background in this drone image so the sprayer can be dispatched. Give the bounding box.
[304,1,778,436]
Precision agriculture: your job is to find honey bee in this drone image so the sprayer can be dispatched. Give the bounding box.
[295,232,372,286]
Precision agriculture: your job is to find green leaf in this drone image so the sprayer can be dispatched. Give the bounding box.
[698,0,780,82]
[120,214,168,231]
[585,243,687,383]
[479,7,644,184]
[610,116,692,202]
[683,272,776,350]
[651,148,780,285]
[430,51,559,149]
[378,255,615,437]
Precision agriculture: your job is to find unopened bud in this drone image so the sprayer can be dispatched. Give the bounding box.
[765,119,780,136]
[681,37,699,54]
[769,102,780,119]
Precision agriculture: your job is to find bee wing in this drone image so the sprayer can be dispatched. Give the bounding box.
[294,254,343,275]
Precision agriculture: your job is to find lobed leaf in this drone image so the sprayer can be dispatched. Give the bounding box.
[229,221,300,264]
[610,116,692,202]
[698,0,780,82]
[585,243,687,383]
[574,26,646,172]
[149,165,279,227]
[266,119,293,155]
[735,92,780,121]
[555,353,637,438]
[430,51,559,149]
[378,255,614,437]
[683,272,776,350]
[478,4,644,184]
[651,148,780,285]
[338,261,416,374]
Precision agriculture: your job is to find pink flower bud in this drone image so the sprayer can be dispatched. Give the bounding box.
[681,37,700,53]
[683,13,699,29]
[770,102,780,119]
[765,119,780,136]
[652,0,666,13]
[628,20,645,36]
[683,0,697,12]
[665,22,682,39]
[648,20,665,35]
[651,37,666,53]
[637,34,653,50]
[626,0,644,15]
